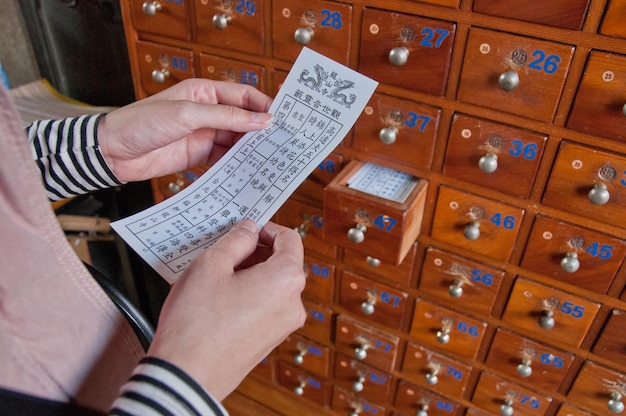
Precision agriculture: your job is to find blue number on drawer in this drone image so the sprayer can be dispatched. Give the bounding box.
[318,159,336,173]
[373,215,398,232]
[368,373,388,385]
[166,0,183,5]
[519,394,541,409]
[471,269,494,286]
[539,353,564,368]
[457,321,480,336]
[584,242,614,259]
[509,139,538,160]
[528,50,561,74]
[405,111,432,132]
[621,170,626,186]
[560,301,585,318]
[320,9,342,29]
[420,27,450,48]
[435,400,455,413]
[380,291,402,307]
[239,70,258,86]
[373,338,393,353]
[446,365,464,380]
[235,0,255,15]
[310,263,330,278]
[490,213,517,230]
[171,56,188,71]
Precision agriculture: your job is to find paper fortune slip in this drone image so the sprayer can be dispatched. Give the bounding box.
[111,47,378,283]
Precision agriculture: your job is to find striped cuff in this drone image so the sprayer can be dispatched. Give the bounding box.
[26,114,124,201]
[109,357,228,416]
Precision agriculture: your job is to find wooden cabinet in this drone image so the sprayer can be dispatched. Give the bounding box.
[119,1,626,414]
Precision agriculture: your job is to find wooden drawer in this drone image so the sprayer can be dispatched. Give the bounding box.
[194,0,264,55]
[543,141,626,229]
[151,166,207,202]
[294,153,343,202]
[276,361,332,407]
[472,0,590,30]
[358,8,456,96]
[418,247,505,316]
[600,0,626,39]
[300,299,334,345]
[199,53,266,92]
[402,342,473,399]
[303,254,335,304]
[277,333,332,377]
[274,198,336,259]
[271,0,352,64]
[592,309,626,363]
[334,315,401,373]
[471,372,553,416]
[520,215,626,294]
[324,160,428,265]
[330,386,387,416]
[135,40,194,96]
[555,404,593,416]
[333,353,394,404]
[394,379,462,416]
[430,186,525,262]
[352,93,441,171]
[339,271,409,330]
[501,277,601,348]
[484,329,575,392]
[443,113,547,199]
[129,0,190,39]
[223,391,281,416]
[343,242,418,287]
[567,51,626,142]
[567,361,626,415]
[458,28,574,122]
[409,299,488,360]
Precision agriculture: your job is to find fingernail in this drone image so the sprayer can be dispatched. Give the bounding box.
[236,218,259,233]
[252,112,273,124]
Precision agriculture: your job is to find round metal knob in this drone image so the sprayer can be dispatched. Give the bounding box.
[349,410,360,416]
[464,221,481,241]
[425,372,439,385]
[448,279,464,298]
[366,256,381,267]
[436,327,451,344]
[212,13,232,30]
[560,252,580,273]
[352,375,365,393]
[622,103,626,117]
[479,153,498,173]
[361,298,376,315]
[416,405,429,416]
[516,359,533,377]
[538,310,555,330]
[294,224,308,239]
[500,399,514,416]
[294,380,306,396]
[379,126,399,144]
[348,223,367,243]
[608,392,625,414]
[142,1,162,16]
[498,70,520,92]
[355,344,368,360]
[589,182,610,205]
[293,350,306,365]
[389,46,409,66]
[151,68,170,83]
[294,27,314,45]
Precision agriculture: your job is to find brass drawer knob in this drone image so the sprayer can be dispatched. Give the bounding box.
[348,223,367,243]
[151,68,170,83]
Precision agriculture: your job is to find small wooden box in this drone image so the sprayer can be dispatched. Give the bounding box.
[323,160,428,265]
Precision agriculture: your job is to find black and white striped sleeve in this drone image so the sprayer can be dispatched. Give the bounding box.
[110,357,229,416]
[26,114,124,201]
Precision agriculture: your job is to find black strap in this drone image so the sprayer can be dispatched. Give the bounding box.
[0,387,105,416]
[83,262,154,352]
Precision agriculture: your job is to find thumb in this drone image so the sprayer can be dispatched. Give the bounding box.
[204,219,260,271]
